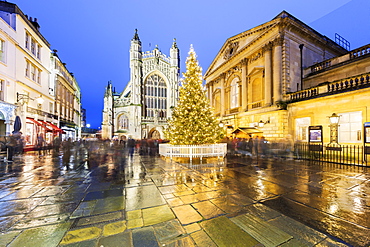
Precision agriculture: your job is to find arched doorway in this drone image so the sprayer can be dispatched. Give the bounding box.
[149,129,161,139]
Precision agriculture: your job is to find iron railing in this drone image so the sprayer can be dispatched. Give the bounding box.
[227,141,369,167]
[294,143,369,166]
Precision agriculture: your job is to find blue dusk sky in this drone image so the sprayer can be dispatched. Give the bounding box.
[12,0,370,129]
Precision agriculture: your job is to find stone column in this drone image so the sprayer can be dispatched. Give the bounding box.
[273,37,283,103]
[263,43,272,106]
[220,73,226,116]
[209,82,213,108]
[241,59,248,111]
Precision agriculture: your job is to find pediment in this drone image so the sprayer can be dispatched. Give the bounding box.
[205,11,313,79]
[205,21,278,78]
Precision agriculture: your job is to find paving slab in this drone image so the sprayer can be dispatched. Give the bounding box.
[142,204,175,226]
[0,215,24,231]
[0,230,21,246]
[102,220,127,236]
[61,239,98,247]
[0,197,44,217]
[183,222,201,234]
[153,219,185,243]
[76,211,123,227]
[126,209,141,220]
[231,213,293,247]
[200,216,260,247]
[190,229,217,247]
[126,185,166,211]
[132,226,158,247]
[70,200,97,218]
[12,213,70,230]
[191,200,225,219]
[92,196,125,215]
[164,236,196,246]
[127,217,143,229]
[8,222,72,247]
[97,231,132,247]
[59,226,102,245]
[172,204,203,225]
[269,215,327,246]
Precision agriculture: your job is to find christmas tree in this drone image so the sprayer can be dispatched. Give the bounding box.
[165,45,224,145]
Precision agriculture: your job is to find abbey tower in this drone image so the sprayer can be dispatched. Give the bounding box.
[102,30,180,140]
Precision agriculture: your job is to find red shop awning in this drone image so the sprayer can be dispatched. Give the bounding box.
[26,118,52,132]
[40,120,65,134]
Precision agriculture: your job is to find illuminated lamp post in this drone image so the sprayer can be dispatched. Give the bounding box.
[36,95,44,109]
[257,118,270,128]
[328,113,340,144]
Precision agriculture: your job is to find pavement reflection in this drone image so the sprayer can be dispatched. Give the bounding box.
[0,144,368,246]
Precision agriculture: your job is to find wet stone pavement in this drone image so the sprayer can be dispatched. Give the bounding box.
[0,148,369,247]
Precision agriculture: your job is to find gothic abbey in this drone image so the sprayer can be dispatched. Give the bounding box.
[102,30,180,140]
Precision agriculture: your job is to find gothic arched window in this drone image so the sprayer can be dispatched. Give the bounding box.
[118,114,129,129]
[144,74,167,118]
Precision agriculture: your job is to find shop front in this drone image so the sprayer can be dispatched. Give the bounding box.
[24,118,63,150]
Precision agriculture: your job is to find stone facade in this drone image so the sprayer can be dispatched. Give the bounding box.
[0,2,82,147]
[102,30,180,140]
[287,44,370,144]
[205,11,348,142]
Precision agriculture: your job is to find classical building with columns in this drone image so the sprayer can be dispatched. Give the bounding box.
[102,30,180,140]
[204,11,348,141]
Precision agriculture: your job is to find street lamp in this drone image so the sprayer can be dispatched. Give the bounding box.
[257,118,270,128]
[328,113,340,144]
[36,95,44,108]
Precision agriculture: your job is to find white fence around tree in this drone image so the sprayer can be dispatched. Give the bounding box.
[159,143,227,161]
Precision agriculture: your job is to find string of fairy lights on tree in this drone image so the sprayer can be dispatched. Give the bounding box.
[165,45,224,145]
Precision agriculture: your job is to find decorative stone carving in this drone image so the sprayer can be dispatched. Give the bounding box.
[249,51,262,63]
[262,42,273,53]
[273,35,285,47]
[223,41,239,60]
[226,66,241,80]
[240,58,249,66]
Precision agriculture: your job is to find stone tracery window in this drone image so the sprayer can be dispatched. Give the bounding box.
[144,74,167,118]
[118,114,129,129]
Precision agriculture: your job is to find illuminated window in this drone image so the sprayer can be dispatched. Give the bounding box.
[37,69,41,84]
[31,65,36,81]
[25,32,29,49]
[25,32,40,58]
[295,117,310,141]
[25,60,41,83]
[31,39,35,54]
[25,61,30,77]
[338,111,362,143]
[230,77,239,108]
[0,40,5,63]
[36,44,41,59]
[144,74,167,118]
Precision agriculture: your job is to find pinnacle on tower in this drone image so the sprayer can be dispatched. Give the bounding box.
[172,38,178,49]
[132,29,140,42]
